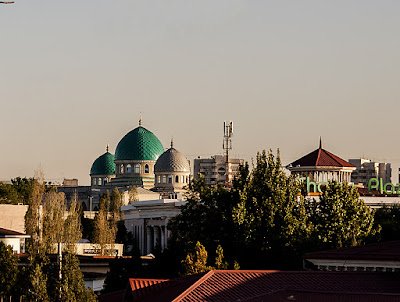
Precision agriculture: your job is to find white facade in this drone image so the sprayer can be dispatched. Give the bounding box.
[122,199,185,255]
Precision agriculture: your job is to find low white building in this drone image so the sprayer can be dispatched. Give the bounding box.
[122,199,185,255]
[0,227,30,254]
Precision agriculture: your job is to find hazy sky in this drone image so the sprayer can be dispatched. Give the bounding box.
[1,1,400,185]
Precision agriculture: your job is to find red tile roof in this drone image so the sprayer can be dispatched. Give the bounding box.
[128,278,169,301]
[304,240,400,261]
[124,270,400,302]
[289,147,355,168]
[130,274,205,302]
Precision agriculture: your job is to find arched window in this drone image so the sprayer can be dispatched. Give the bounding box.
[162,175,166,183]
[157,175,161,184]
[104,178,108,184]
[92,178,96,186]
[98,178,102,186]
[181,176,185,183]
[168,175,173,183]
[145,164,149,173]
[134,164,140,174]
[175,175,179,183]
[186,176,189,183]
[126,164,132,173]
[120,164,124,174]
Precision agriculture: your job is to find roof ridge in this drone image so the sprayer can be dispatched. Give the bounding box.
[316,147,322,165]
[171,271,214,302]
[322,149,343,167]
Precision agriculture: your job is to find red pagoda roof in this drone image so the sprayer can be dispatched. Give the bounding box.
[289,143,355,168]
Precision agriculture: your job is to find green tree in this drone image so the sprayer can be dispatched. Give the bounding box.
[214,245,228,270]
[0,177,35,205]
[99,191,110,212]
[0,242,18,300]
[312,180,379,249]
[182,241,211,276]
[42,191,65,253]
[63,201,82,253]
[128,187,138,203]
[169,175,242,269]
[93,208,115,255]
[58,253,97,302]
[102,256,143,294]
[110,187,122,238]
[24,251,50,302]
[11,177,35,204]
[169,149,380,272]
[232,150,313,269]
[25,171,45,253]
[373,205,400,241]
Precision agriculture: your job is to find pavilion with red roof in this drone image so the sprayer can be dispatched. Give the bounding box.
[287,139,356,183]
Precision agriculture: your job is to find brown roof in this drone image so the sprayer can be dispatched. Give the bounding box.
[358,187,399,197]
[289,147,355,168]
[304,240,400,261]
[122,270,400,302]
[0,227,27,236]
[247,290,400,302]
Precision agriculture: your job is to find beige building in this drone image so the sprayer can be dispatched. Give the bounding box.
[349,158,391,187]
[193,155,244,186]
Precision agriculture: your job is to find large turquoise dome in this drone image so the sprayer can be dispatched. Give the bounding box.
[115,126,164,161]
[90,152,116,175]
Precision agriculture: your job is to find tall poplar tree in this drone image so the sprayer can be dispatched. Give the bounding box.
[25,170,45,253]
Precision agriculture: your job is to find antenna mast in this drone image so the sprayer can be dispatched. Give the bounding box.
[223,121,233,183]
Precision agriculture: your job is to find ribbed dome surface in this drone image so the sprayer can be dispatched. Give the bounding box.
[115,126,164,161]
[90,152,115,175]
[154,147,190,172]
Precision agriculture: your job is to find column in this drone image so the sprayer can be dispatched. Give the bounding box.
[165,219,170,248]
[160,226,165,250]
[154,226,160,249]
[146,226,152,254]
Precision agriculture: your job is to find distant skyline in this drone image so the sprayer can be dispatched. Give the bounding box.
[1,1,400,185]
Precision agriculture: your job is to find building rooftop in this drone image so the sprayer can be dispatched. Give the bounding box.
[304,240,400,262]
[0,227,29,237]
[115,126,164,161]
[154,142,190,173]
[90,150,116,176]
[289,141,355,168]
[114,270,400,302]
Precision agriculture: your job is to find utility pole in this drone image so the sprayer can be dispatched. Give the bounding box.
[223,121,233,184]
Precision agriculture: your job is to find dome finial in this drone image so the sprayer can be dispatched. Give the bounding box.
[139,112,142,126]
[171,137,174,148]
[319,137,322,149]
[106,143,109,153]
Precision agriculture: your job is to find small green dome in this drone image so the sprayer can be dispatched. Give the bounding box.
[115,126,164,161]
[90,152,116,175]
